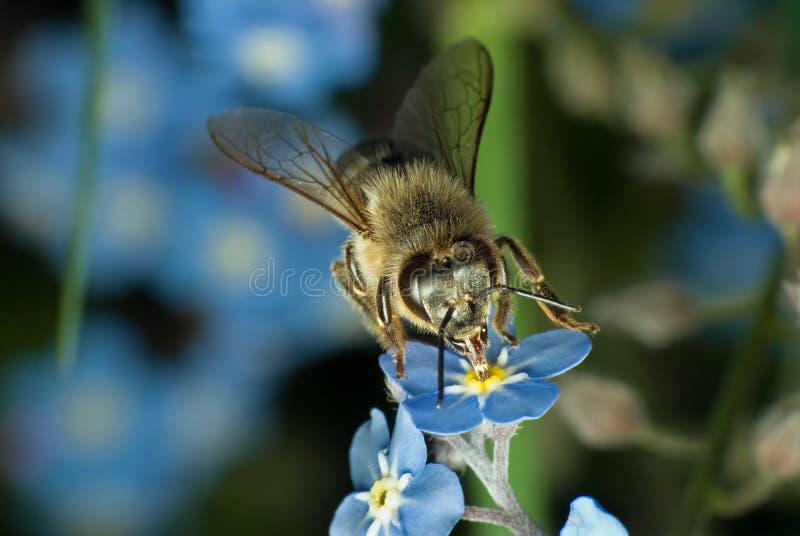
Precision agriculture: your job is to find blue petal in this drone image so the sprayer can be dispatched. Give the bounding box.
[398,464,464,536]
[509,330,592,379]
[349,409,390,489]
[481,381,560,424]
[379,342,467,395]
[388,407,427,478]
[404,393,483,435]
[329,493,372,536]
[560,496,628,536]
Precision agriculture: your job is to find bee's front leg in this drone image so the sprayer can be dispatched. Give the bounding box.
[376,275,407,378]
[496,236,599,335]
[492,257,518,346]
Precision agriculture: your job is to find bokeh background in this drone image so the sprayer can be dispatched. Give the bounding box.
[1,0,799,534]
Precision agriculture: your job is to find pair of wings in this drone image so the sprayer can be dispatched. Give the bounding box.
[207,39,493,234]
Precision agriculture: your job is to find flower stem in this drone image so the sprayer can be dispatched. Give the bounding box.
[634,424,704,460]
[444,424,547,536]
[674,251,784,534]
[720,166,759,219]
[55,0,110,370]
[708,475,777,518]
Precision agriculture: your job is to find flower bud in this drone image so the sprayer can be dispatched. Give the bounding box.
[760,119,800,230]
[589,280,698,348]
[781,276,800,319]
[557,374,645,448]
[546,31,613,118]
[617,43,696,140]
[753,393,800,480]
[698,70,765,173]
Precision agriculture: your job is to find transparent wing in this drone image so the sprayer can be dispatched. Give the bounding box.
[393,39,493,194]
[208,108,370,232]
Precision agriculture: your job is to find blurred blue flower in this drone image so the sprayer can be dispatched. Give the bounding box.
[181,0,384,110]
[568,0,643,30]
[657,184,780,299]
[560,496,628,536]
[653,0,769,61]
[381,329,592,435]
[330,408,464,536]
[0,319,179,535]
[156,343,263,485]
[0,4,192,293]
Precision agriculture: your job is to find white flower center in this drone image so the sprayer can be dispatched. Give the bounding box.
[233,25,309,85]
[206,217,270,283]
[103,175,166,246]
[446,348,528,400]
[355,451,411,535]
[63,382,130,454]
[103,67,160,139]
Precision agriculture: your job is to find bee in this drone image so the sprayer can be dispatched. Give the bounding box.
[208,39,598,404]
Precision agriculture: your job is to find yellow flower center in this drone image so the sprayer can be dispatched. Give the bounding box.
[368,477,402,522]
[464,365,506,394]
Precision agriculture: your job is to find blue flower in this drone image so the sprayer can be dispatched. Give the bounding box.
[330,408,464,536]
[0,318,180,535]
[0,4,192,294]
[181,0,384,110]
[380,329,592,434]
[560,496,628,536]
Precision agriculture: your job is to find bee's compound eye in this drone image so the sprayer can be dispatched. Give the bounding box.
[452,241,474,264]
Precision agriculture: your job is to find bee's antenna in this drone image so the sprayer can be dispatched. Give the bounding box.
[437,304,456,409]
[477,285,582,313]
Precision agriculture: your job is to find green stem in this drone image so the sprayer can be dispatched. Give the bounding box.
[635,425,704,460]
[55,0,109,369]
[708,476,777,518]
[720,166,759,219]
[674,251,784,534]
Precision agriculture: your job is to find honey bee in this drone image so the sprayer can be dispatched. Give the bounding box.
[209,39,598,404]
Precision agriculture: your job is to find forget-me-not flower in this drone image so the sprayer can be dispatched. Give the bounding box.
[330,408,464,536]
[560,496,628,536]
[0,319,179,535]
[181,0,384,110]
[380,329,592,435]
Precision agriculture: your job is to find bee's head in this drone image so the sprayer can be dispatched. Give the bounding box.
[398,238,499,351]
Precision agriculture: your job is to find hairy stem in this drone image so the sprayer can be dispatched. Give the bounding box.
[444,424,548,536]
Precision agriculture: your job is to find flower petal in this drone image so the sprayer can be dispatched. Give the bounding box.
[388,407,427,478]
[380,342,466,395]
[481,380,560,424]
[404,393,483,435]
[508,329,592,379]
[330,492,373,536]
[398,463,464,536]
[349,409,390,489]
[559,496,628,536]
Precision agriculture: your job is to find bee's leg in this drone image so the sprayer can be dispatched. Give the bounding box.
[493,293,519,347]
[490,257,518,346]
[331,261,407,375]
[495,236,599,335]
[332,259,382,338]
[376,275,407,378]
[344,241,367,297]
